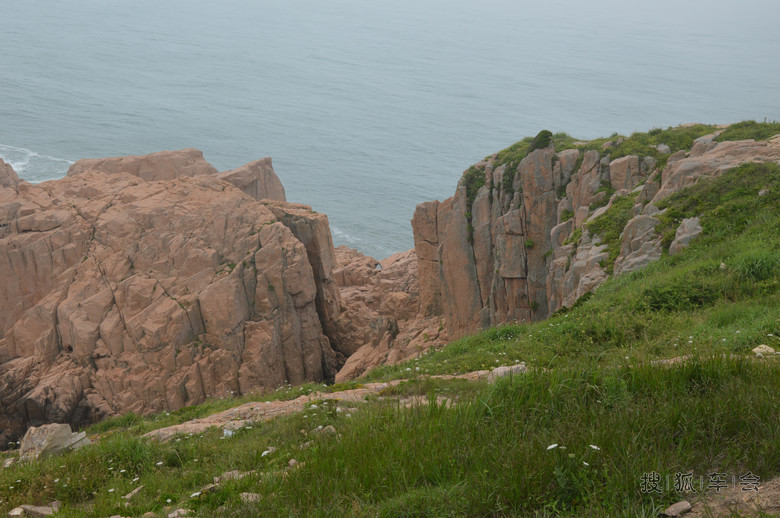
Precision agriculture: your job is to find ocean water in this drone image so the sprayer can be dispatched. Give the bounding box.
[2,0,779,259]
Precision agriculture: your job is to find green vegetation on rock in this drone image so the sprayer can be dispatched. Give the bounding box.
[586,193,638,274]
[715,120,780,142]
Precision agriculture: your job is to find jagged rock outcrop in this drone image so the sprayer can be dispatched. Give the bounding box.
[68,149,287,202]
[0,159,21,188]
[332,247,447,381]
[217,158,286,202]
[414,132,780,339]
[0,152,343,445]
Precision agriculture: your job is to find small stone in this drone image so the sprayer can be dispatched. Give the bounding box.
[288,458,298,467]
[240,492,262,504]
[488,364,528,382]
[752,345,775,356]
[167,510,190,518]
[15,505,56,517]
[123,485,144,500]
[758,188,768,196]
[2,457,15,468]
[214,469,253,484]
[663,500,692,516]
[319,425,337,435]
[8,508,24,517]
[200,483,219,494]
[143,513,156,518]
[719,262,727,271]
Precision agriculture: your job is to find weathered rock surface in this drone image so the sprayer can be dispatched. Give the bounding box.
[413,131,780,338]
[669,217,702,255]
[67,149,218,181]
[1,158,21,188]
[0,152,355,444]
[332,247,447,382]
[217,157,286,201]
[19,423,89,461]
[654,136,780,203]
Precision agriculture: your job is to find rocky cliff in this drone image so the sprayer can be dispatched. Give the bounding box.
[413,127,780,339]
[3,124,778,442]
[0,150,431,445]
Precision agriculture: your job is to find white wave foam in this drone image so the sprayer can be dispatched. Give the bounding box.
[331,225,364,244]
[0,144,73,182]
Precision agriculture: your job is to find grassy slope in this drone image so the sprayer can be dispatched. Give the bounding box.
[1,126,779,517]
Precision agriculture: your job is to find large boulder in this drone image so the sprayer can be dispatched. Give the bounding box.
[669,217,703,255]
[19,423,89,461]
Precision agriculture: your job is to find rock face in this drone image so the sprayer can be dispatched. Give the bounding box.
[217,158,286,201]
[332,247,447,381]
[413,133,780,339]
[0,150,350,444]
[0,158,21,188]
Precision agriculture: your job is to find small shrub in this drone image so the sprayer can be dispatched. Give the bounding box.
[561,209,574,222]
[502,163,516,194]
[525,239,535,249]
[732,249,779,282]
[641,278,720,312]
[530,130,553,152]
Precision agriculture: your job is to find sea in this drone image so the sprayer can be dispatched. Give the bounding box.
[2,0,779,259]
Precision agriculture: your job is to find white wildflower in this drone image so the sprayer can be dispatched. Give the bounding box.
[589,445,601,451]
[546,444,558,450]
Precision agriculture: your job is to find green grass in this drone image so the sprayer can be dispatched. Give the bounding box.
[655,161,780,249]
[715,120,780,142]
[3,357,777,517]
[579,124,718,173]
